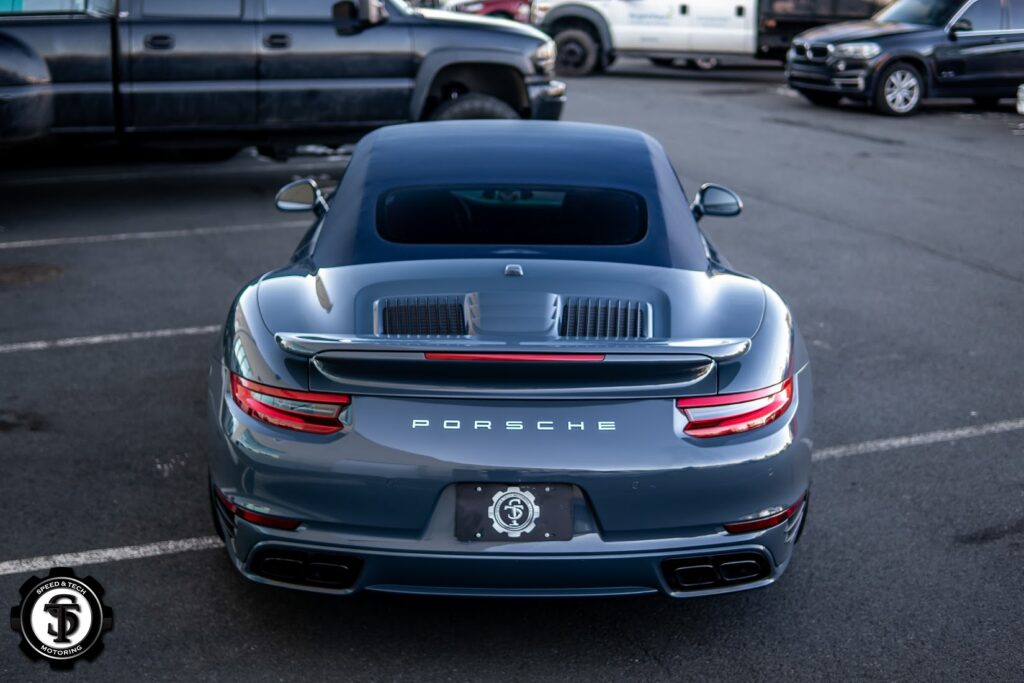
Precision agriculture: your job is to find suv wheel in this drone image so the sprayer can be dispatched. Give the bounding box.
[875,62,923,116]
[554,28,599,77]
[799,90,842,107]
[429,93,520,120]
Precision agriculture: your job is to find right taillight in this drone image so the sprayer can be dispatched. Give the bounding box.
[676,378,793,438]
[230,373,349,434]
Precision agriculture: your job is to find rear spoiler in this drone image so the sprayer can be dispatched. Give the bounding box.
[275,333,751,361]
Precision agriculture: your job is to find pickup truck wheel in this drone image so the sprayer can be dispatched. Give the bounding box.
[799,90,842,107]
[429,93,520,120]
[554,29,598,77]
[686,57,719,70]
[874,62,923,116]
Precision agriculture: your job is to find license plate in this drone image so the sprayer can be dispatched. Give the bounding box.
[455,483,574,542]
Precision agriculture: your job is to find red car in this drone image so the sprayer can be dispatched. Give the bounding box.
[443,0,531,22]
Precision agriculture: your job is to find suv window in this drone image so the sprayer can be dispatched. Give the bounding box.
[378,186,648,246]
[142,0,242,19]
[958,0,1003,30]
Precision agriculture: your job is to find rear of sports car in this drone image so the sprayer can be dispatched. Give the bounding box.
[207,259,812,598]
[207,120,811,598]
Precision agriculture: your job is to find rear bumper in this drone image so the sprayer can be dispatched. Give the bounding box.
[208,363,812,597]
[217,502,804,597]
[528,79,566,120]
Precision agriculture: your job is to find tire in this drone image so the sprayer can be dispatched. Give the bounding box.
[649,57,676,68]
[429,93,520,120]
[972,96,1001,110]
[874,62,923,116]
[554,28,599,77]
[799,90,842,107]
[686,57,719,70]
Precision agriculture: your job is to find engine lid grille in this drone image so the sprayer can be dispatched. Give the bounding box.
[559,297,650,339]
[377,295,467,336]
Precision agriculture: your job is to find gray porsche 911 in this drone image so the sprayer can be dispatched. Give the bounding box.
[207,121,812,598]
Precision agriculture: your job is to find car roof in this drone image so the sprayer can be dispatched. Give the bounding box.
[356,121,661,190]
[312,121,708,271]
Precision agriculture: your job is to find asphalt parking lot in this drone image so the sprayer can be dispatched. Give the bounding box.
[2,60,1023,680]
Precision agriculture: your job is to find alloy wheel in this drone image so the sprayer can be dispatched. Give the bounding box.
[884,69,920,114]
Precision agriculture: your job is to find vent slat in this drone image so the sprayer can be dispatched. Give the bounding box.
[559,297,649,340]
[379,295,467,336]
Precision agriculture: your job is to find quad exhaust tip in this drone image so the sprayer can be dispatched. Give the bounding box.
[250,548,362,589]
[663,552,771,591]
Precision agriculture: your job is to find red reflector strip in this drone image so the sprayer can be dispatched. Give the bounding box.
[424,352,605,362]
[213,486,301,531]
[213,485,237,514]
[724,493,806,534]
[236,508,302,531]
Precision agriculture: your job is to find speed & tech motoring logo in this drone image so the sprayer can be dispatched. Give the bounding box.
[10,567,113,668]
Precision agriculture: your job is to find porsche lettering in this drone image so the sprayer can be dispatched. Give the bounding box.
[411,419,616,431]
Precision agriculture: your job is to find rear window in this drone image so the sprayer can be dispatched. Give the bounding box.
[377,186,647,246]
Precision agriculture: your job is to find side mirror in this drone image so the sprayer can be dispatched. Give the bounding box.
[949,17,972,35]
[691,183,743,221]
[275,178,329,215]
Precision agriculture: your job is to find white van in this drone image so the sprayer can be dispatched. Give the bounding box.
[533,0,895,75]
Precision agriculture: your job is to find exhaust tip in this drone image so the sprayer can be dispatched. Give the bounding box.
[250,549,362,589]
[663,552,770,592]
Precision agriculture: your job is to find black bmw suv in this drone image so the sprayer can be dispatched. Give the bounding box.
[786,0,1024,115]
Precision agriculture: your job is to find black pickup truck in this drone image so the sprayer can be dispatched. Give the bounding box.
[0,0,565,151]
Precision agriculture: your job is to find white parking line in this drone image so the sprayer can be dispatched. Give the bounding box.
[0,417,1021,577]
[812,417,1024,461]
[0,325,219,354]
[0,537,222,577]
[0,220,308,250]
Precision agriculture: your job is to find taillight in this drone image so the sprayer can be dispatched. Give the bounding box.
[230,373,350,434]
[676,378,794,438]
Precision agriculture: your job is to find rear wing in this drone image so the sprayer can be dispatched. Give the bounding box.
[275,333,750,360]
[276,333,752,399]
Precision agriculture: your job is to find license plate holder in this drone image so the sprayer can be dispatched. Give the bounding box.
[455,483,573,542]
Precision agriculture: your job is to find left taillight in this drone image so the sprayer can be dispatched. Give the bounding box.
[230,373,350,435]
[676,378,794,438]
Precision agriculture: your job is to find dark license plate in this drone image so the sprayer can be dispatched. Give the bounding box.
[455,483,574,542]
